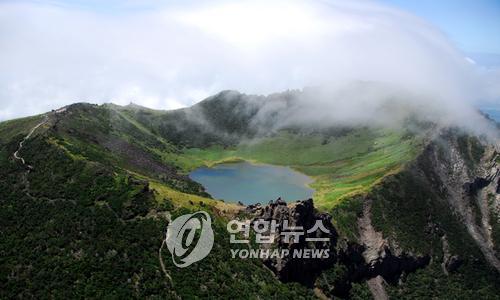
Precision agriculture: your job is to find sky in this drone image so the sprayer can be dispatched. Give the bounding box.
[0,0,499,121]
[384,0,500,54]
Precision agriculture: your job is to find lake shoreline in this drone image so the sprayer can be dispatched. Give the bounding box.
[189,161,315,205]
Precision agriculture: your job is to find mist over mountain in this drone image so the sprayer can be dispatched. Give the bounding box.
[1,0,499,121]
[129,83,499,145]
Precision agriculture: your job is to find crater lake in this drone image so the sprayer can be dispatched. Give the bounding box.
[189,162,314,204]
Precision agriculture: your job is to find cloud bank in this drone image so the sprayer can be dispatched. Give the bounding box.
[0,0,499,130]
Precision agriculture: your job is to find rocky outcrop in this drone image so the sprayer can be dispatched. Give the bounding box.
[246,198,337,286]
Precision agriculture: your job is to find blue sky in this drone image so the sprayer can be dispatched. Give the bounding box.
[383,0,500,56]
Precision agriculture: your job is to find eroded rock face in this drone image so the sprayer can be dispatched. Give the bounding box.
[357,199,430,284]
[418,131,500,272]
[245,198,429,293]
[246,198,337,286]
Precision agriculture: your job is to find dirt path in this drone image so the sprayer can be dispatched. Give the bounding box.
[12,114,49,198]
[13,114,49,167]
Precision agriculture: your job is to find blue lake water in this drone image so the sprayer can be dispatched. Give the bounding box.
[189,162,314,204]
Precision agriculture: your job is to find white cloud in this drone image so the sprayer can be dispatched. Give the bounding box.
[173,1,337,50]
[0,0,499,122]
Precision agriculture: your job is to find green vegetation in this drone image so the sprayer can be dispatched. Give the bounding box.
[1,96,499,299]
[0,114,46,143]
[176,128,420,210]
[330,196,364,240]
[387,261,500,299]
[370,171,479,255]
[0,109,312,299]
[111,93,423,211]
[456,133,485,171]
[315,263,373,299]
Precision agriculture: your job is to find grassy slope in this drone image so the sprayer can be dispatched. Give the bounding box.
[0,114,46,143]
[167,128,421,211]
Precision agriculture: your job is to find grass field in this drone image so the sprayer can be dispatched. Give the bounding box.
[166,128,422,210]
[149,180,242,215]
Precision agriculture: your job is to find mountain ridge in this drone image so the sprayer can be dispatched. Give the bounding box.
[0,92,499,298]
